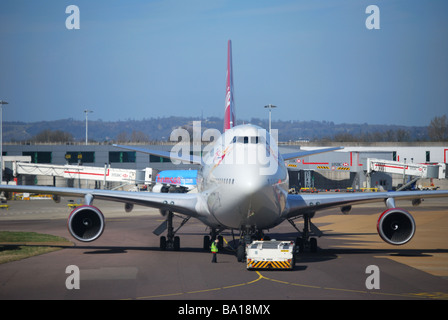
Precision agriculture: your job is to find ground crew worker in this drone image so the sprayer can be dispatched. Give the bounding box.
[211,239,219,263]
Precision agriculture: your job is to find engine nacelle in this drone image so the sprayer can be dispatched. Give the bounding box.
[68,205,105,242]
[341,205,352,215]
[152,184,169,193]
[125,203,134,213]
[377,208,415,245]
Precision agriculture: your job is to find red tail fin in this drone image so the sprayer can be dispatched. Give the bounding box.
[224,40,235,132]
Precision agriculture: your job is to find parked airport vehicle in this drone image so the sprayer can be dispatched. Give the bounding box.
[246,240,296,270]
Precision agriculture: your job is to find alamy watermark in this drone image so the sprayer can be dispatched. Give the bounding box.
[168,121,279,176]
[365,5,380,30]
[65,265,80,290]
[65,4,380,31]
[365,265,380,289]
[65,5,80,30]
[65,263,381,291]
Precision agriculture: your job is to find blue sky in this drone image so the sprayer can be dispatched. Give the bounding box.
[0,0,447,126]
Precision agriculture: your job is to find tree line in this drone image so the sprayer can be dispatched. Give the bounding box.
[30,129,150,143]
[12,115,448,143]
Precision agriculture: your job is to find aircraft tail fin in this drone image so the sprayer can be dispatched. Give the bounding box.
[224,40,235,132]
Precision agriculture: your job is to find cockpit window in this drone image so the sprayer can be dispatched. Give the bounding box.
[232,136,263,144]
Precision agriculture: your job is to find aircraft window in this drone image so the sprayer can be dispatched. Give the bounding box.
[250,136,259,144]
[236,136,246,143]
[234,136,263,144]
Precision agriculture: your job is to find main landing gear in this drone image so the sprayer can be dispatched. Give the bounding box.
[288,212,322,253]
[153,211,226,252]
[153,211,190,251]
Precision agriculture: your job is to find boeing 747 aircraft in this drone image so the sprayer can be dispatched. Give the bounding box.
[1,40,448,261]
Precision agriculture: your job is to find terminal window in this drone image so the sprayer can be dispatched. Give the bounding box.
[109,151,136,163]
[22,151,52,164]
[65,152,95,164]
[149,155,172,163]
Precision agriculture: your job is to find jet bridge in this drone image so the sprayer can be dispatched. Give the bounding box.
[7,160,153,187]
[367,158,444,190]
[367,159,441,179]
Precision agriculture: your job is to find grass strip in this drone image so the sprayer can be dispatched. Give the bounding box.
[0,231,73,264]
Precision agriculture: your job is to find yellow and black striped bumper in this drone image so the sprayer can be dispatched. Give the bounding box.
[247,260,292,269]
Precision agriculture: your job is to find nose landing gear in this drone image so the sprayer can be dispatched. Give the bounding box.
[235,227,269,262]
[203,228,224,251]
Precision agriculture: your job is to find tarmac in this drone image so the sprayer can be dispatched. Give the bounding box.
[0,195,447,302]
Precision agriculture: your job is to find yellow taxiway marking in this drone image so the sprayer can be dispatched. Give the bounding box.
[258,272,448,300]
[131,270,447,300]
[133,271,264,300]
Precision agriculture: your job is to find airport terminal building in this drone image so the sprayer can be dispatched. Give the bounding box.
[2,142,447,191]
[281,143,447,191]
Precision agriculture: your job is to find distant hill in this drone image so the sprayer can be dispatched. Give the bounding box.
[3,117,429,143]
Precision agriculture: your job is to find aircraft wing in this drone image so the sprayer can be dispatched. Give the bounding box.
[0,185,200,217]
[113,144,202,165]
[281,147,343,161]
[113,145,341,164]
[285,189,448,219]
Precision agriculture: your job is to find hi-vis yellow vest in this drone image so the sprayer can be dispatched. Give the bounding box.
[211,242,218,253]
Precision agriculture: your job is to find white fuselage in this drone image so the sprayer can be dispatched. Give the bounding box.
[197,124,289,230]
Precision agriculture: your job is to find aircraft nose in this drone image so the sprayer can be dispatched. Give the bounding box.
[238,169,273,198]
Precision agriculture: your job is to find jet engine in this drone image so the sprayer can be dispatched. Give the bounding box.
[68,205,105,242]
[377,208,415,245]
[152,184,167,193]
[125,203,134,213]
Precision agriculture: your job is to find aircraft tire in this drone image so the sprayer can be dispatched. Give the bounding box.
[310,238,318,253]
[203,236,210,250]
[237,245,245,262]
[174,236,180,251]
[218,235,223,250]
[160,236,167,250]
[296,237,304,253]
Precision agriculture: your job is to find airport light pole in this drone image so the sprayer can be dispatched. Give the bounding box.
[84,109,93,145]
[0,100,9,182]
[264,104,277,133]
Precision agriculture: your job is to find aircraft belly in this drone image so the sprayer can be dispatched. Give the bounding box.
[207,186,247,229]
[207,184,286,230]
[249,186,286,229]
